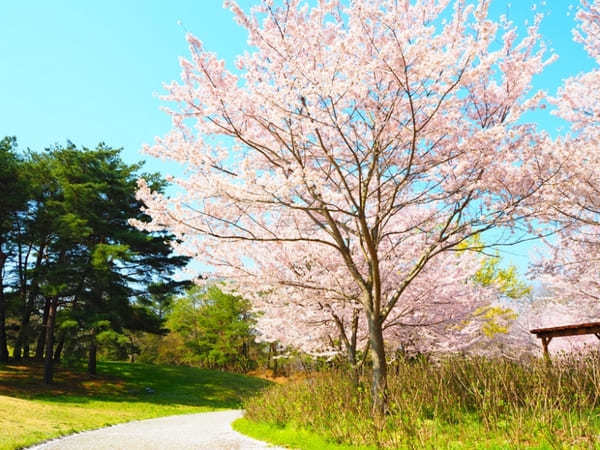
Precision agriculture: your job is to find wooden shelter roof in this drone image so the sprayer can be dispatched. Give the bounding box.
[530,321,600,336]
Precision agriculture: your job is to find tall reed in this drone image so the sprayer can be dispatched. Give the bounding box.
[244,353,600,448]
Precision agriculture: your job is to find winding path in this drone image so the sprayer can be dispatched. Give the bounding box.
[28,410,284,450]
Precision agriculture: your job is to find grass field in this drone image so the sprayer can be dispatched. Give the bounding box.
[0,361,270,450]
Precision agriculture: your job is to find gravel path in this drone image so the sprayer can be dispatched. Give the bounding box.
[28,410,285,450]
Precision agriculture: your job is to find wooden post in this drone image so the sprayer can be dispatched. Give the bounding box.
[541,336,552,365]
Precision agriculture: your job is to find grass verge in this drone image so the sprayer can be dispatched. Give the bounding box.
[0,361,270,450]
[232,417,374,450]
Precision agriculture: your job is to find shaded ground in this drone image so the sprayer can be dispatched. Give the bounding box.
[0,362,127,398]
[0,361,269,408]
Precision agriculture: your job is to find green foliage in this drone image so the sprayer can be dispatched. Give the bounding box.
[0,137,30,361]
[452,235,531,339]
[472,257,529,337]
[458,234,531,300]
[472,306,519,337]
[242,355,600,448]
[91,244,131,270]
[0,137,28,235]
[475,257,531,299]
[96,329,134,361]
[146,286,257,372]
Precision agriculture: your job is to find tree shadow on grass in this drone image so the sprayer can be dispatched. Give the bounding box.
[0,361,271,410]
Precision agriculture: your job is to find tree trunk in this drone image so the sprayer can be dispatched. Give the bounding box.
[348,309,360,385]
[12,334,22,360]
[15,294,37,360]
[332,308,361,384]
[34,297,50,360]
[338,320,359,385]
[15,247,45,361]
[14,298,31,360]
[53,333,64,362]
[270,343,278,377]
[367,313,388,416]
[88,333,97,375]
[0,251,8,363]
[0,290,8,363]
[346,345,359,386]
[129,335,136,363]
[43,297,58,384]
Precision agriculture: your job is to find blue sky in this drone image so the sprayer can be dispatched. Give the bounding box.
[0,0,592,274]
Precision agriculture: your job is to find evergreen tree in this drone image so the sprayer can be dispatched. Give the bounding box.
[0,137,28,362]
[0,140,189,382]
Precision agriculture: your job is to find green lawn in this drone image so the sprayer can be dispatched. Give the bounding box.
[0,361,270,450]
[233,417,375,450]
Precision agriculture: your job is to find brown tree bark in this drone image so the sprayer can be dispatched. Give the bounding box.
[34,298,50,360]
[347,310,360,386]
[88,333,97,375]
[53,332,64,362]
[333,308,361,385]
[0,251,8,363]
[367,312,388,416]
[0,302,7,363]
[14,245,45,361]
[43,297,58,384]
[270,342,278,377]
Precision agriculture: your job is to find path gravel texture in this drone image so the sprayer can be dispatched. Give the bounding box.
[28,410,285,450]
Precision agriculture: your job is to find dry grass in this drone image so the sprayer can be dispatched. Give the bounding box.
[246,368,307,384]
[243,354,600,448]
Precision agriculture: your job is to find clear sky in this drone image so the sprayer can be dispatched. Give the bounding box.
[0,0,592,274]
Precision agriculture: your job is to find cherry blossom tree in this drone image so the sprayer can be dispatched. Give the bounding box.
[543,0,600,230]
[531,237,600,318]
[135,0,556,412]
[235,230,503,367]
[531,1,600,323]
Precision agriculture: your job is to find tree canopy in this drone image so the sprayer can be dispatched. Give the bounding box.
[0,140,189,382]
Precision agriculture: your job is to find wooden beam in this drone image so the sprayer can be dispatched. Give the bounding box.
[532,326,600,339]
